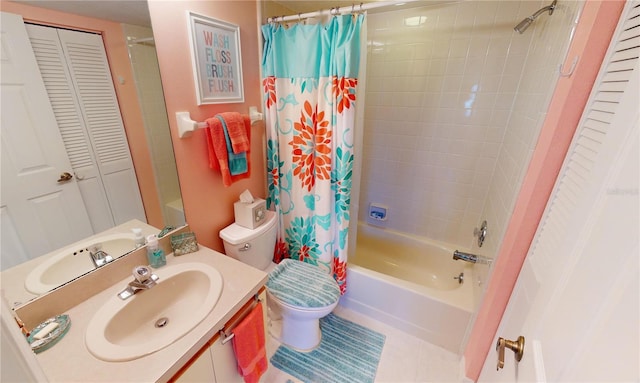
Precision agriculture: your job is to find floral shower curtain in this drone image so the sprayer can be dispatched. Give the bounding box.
[262,14,364,294]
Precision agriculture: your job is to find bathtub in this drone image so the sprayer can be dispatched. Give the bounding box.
[340,223,474,353]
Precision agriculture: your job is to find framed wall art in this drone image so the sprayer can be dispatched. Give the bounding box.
[187,12,244,104]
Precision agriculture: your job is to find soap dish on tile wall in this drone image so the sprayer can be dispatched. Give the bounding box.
[367,203,389,227]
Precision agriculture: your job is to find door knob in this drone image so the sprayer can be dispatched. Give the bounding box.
[57,172,73,183]
[496,335,525,370]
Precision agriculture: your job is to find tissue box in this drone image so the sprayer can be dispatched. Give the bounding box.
[234,198,267,229]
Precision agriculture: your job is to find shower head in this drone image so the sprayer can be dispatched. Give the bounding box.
[514,17,534,34]
[514,0,557,34]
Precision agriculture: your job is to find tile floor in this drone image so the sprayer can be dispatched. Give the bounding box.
[262,304,462,382]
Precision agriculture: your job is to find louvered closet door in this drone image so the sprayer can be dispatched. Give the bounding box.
[479,1,639,382]
[27,25,146,231]
[26,24,113,233]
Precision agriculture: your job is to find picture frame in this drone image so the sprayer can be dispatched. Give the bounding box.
[187,12,244,104]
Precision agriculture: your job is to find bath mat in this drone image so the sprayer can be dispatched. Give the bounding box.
[270,314,385,383]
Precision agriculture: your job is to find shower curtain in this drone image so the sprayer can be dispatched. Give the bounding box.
[262,14,364,294]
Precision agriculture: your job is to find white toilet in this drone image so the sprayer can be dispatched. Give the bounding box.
[220,210,340,351]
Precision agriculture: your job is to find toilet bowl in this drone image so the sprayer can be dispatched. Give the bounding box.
[265,258,340,350]
[220,211,340,351]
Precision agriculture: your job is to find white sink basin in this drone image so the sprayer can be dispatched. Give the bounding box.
[85,262,223,362]
[24,233,137,294]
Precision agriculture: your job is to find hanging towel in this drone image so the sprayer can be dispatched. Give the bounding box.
[219,112,250,153]
[216,115,248,176]
[205,114,252,186]
[205,120,219,170]
[231,303,268,383]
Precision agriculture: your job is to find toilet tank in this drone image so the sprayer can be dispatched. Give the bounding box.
[219,210,277,270]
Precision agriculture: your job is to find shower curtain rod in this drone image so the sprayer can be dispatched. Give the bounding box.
[127,36,155,46]
[267,0,419,23]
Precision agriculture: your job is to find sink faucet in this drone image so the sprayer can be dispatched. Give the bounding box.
[453,250,493,265]
[118,266,159,300]
[89,244,113,267]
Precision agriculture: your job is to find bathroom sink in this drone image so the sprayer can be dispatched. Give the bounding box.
[85,262,223,362]
[24,233,137,294]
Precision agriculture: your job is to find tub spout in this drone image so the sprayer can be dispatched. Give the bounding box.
[453,250,492,265]
[453,250,476,263]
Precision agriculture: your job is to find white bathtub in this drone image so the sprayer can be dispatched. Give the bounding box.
[340,223,474,353]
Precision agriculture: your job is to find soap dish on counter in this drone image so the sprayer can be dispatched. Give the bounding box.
[26,314,71,354]
[170,232,199,256]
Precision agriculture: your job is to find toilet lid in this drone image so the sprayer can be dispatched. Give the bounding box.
[267,259,340,309]
[219,210,276,245]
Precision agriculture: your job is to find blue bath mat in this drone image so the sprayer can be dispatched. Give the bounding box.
[270,313,386,383]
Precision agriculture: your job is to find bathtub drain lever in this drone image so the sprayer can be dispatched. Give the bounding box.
[453,272,464,284]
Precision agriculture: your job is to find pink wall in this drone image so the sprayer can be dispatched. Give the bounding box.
[147,0,265,252]
[2,1,164,228]
[463,1,626,380]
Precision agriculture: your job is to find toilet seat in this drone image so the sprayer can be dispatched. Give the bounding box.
[267,259,340,309]
[267,290,335,313]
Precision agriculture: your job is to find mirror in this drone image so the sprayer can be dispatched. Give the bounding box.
[1,0,183,302]
[3,220,163,306]
[121,22,186,229]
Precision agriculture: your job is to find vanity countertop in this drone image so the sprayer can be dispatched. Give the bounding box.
[31,246,267,382]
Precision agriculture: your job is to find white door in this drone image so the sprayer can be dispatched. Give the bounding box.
[0,12,93,269]
[479,2,639,381]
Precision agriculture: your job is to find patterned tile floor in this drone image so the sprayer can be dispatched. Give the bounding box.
[262,304,461,382]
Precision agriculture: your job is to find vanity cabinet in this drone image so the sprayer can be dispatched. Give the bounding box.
[176,349,216,382]
[176,333,242,383]
[174,290,268,383]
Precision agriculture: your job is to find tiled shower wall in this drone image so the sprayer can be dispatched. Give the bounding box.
[359,1,579,253]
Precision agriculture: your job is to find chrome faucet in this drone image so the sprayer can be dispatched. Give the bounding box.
[89,244,113,267]
[453,250,493,265]
[118,265,159,300]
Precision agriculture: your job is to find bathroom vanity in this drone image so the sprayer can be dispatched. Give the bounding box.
[4,230,268,382]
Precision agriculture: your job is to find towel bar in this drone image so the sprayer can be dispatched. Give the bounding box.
[219,293,262,345]
[176,107,263,138]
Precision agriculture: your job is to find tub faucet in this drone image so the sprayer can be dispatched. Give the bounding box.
[453,250,492,265]
[89,244,113,267]
[118,266,159,300]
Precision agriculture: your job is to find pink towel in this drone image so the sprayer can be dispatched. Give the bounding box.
[205,119,219,170]
[231,303,267,383]
[205,114,251,187]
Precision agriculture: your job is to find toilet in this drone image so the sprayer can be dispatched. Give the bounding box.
[220,210,340,351]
